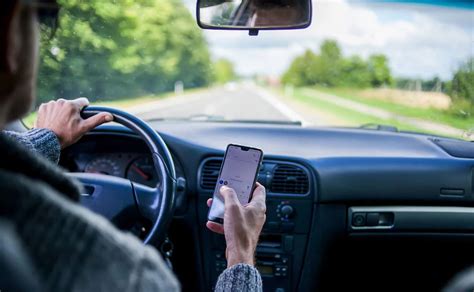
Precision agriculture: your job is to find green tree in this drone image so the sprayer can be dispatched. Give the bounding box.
[368,54,393,87]
[37,0,213,104]
[282,41,343,87]
[213,59,236,84]
[449,57,474,101]
[446,57,474,118]
[282,50,318,86]
[320,40,342,60]
[281,40,393,89]
[316,40,342,86]
[340,56,371,88]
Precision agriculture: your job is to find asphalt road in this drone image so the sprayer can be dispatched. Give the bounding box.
[131,83,305,123]
[124,83,467,138]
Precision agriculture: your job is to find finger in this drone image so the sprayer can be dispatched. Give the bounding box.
[35,103,49,128]
[81,112,114,132]
[73,97,90,109]
[207,198,213,207]
[248,183,266,212]
[220,186,240,209]
[206,221,224,234]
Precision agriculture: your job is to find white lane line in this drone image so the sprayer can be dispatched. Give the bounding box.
[254,86,308,125]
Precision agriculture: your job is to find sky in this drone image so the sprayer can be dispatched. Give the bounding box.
[187,0,474,80]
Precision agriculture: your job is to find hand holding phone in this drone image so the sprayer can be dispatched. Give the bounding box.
[206,144,266,268]
[208,144,263,223]
[206,183,267,267]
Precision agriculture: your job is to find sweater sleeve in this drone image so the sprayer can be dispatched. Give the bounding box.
[215,263,263,292]
[3,128,61,163]
[0,170,180,292]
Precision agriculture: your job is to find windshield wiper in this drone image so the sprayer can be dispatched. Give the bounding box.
[144,114,225,123]
[359,123,398,132]
[187,114,225,121]
[228,120,302,125]
[145,114,302,125]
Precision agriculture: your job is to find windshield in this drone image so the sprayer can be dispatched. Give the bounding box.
[30,0,473,140]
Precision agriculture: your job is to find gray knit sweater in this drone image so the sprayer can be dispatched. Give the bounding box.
[1,129,263,292]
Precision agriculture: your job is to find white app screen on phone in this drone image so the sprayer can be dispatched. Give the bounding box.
[208,145,262,220]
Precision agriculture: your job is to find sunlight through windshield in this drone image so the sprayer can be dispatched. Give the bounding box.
[32,0,474,140]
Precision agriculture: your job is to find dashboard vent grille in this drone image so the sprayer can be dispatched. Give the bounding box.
[271,164,309,194]
[200,159,222,189]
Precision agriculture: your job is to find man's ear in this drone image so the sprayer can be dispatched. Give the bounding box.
[0,1,21,74]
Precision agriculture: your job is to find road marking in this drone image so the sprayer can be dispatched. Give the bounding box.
[254,86,308,125]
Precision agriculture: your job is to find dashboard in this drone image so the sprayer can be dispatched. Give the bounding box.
[59,121,474,292]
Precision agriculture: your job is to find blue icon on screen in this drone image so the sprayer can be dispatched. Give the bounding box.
[219,180,224,184]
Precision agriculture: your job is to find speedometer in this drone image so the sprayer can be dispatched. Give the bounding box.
[126,156,159,187]
[84,157,122,177]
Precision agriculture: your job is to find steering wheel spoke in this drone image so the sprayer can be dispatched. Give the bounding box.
[132,183,161,222]
[68,173,140,229]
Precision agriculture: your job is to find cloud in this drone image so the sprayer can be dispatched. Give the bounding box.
[191,0,473,79]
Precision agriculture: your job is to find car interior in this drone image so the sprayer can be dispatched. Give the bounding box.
[7,114,474,291]
[4,0,474,291]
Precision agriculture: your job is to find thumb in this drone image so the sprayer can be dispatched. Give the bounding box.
[220,186,240,209]
[81,112,114,132]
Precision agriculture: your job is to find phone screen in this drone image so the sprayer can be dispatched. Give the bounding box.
[208,144,263,223]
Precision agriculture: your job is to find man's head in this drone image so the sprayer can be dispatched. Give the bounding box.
[0,0,58,128]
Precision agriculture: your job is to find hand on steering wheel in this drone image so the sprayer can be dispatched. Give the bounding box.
[68,106,176,245]
[34,98,113,148]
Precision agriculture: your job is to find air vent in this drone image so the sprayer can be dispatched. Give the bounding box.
[200,159,310,194]
[200,159,222,189]
[271,164,309,194]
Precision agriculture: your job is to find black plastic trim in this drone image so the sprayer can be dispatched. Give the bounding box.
[197,156,313,197]
[348,206,474,232]
[195,0,313,32]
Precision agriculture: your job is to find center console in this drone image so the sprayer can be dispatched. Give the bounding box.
[197,158,314,292]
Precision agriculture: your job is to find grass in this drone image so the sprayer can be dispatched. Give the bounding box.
[314,87,473,131]
[289,88,440,135]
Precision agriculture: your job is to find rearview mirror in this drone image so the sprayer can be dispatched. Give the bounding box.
[196,0,312,35]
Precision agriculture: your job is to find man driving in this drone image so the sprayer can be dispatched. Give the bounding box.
[0,0,265,291]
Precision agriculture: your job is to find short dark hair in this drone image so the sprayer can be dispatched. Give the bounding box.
[0,1,19,72]
[31,0,61,38]
[35,0,60,27]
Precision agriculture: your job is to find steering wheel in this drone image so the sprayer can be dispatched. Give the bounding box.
[69,106,176,245]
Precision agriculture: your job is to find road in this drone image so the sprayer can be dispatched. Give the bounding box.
[128,83,308,123]
[123,83,467,138]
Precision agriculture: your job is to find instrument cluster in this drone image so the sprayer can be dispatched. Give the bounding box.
[68,152,159,187]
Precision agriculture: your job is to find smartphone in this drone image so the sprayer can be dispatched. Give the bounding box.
[207,144,263,224]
